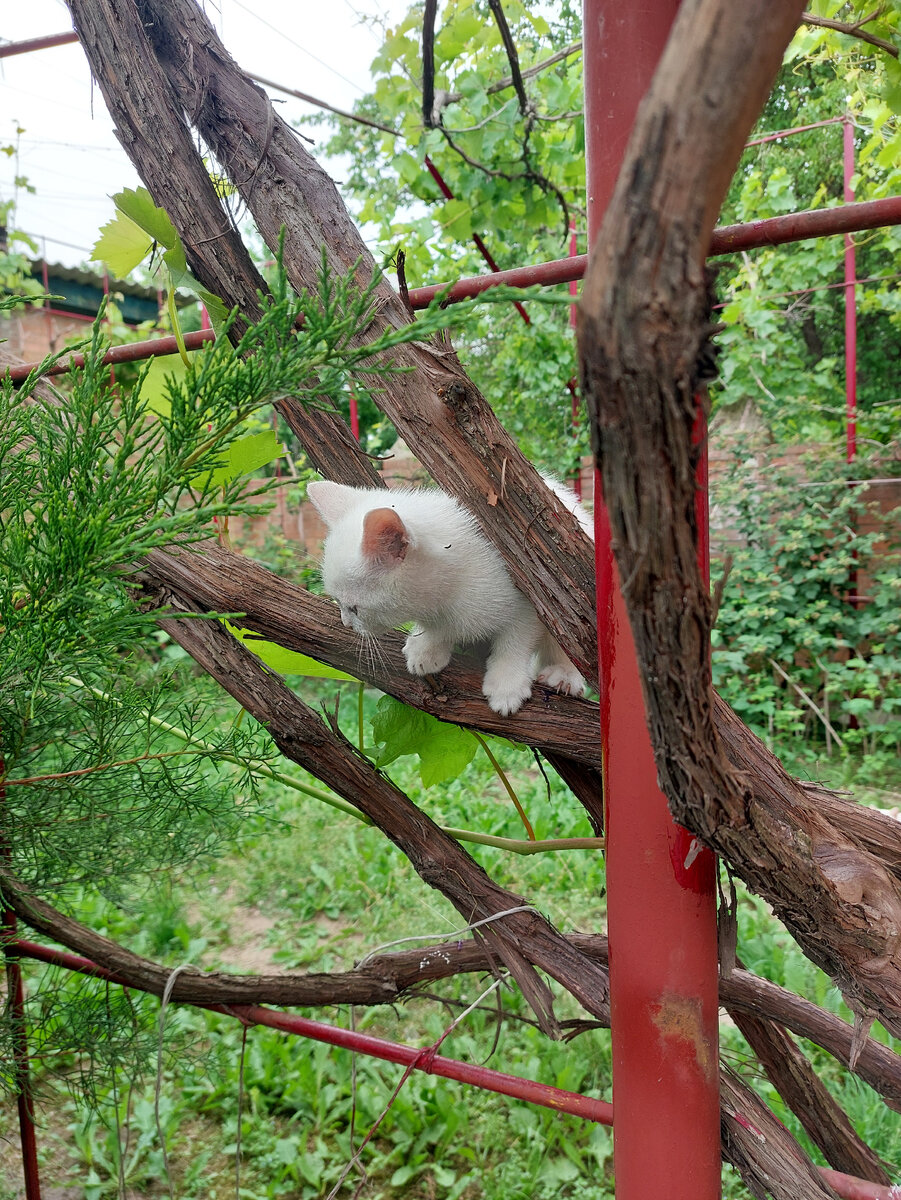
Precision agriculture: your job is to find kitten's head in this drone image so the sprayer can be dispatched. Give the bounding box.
[307,480,412,635]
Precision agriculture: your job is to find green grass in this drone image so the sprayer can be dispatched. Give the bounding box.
[3,678,900,1198]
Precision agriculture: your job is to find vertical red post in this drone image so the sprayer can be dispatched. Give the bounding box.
[568,220,582,499]
[3,916,42,1200]
[843,116,857,464]
[2,754,42,1199]
[583,4,722,1198]
[348,382,360,442]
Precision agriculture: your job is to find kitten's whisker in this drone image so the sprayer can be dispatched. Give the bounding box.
[370,634,389,678]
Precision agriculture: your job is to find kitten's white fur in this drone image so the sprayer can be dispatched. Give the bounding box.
[307,476,591,715]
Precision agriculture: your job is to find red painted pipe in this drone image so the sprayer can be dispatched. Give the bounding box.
[2,328,214,384]
[584,5,721,1200]
[406,195,901,308]
[8,940,613,1126]
[5,206,899,388]
[746,115,844,147]
[0,31,78,58]
[843,118,858,464]
[3,920,42,1199]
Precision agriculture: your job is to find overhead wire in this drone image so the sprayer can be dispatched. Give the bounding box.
[227,0,365,94]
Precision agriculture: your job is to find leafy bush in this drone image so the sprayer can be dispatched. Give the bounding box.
[711,447,901,779]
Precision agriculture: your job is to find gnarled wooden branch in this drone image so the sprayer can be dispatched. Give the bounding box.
[577,0,901,1038]
[7,872,901,1115]
[135,543,901,878]
[10,868,899,1193]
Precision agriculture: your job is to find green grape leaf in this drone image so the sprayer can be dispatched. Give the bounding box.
[225,621,357,681]
[371,695,478,786]
[112,185,179,250]
[193,429,285,489]
[439,198,473,241]
[162,241,189,281]
[91,210,154,278]
[138,350,195,416]
[94,187,228,332]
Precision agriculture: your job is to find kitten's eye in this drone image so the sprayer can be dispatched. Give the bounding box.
[347,604,359,615]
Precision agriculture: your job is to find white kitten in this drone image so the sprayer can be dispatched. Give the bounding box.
[307,476,591,715]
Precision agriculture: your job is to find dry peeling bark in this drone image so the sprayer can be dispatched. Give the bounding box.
[577,0,901,1040]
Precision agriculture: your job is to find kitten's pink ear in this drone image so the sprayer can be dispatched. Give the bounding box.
[306,480,353,526]
[362,508,409,565]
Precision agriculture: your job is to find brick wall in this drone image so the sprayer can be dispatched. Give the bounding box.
[3,306,96,360]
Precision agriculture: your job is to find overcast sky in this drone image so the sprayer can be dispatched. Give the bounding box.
[1,0,409,269]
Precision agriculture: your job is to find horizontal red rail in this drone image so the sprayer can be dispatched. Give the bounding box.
[7,193,901,386]
[3,329,214,383]
[0,31,78,58]
[710,195,901,254]
[407,195,901,307]
[9,939,613,1125]
[745,115,845,148]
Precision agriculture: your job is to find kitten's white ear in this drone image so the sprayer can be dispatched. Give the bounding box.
[306,480,354,526]
[362,508,409,565]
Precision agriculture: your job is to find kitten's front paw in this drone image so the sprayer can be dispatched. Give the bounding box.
[403,632,452,677]
[482,667,533,716]
[536,664,586,697]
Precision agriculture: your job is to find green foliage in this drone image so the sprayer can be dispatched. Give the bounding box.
[225,620,357,682]
[456,300,586,476]
[316,0,583,284]
[0,258,522,1103]
[306,0,587,464]
[93,186,228,339]
[6,723,611,1198]
[0,121,42,300]
[313,4,901,463]
[714,20,901,444]
[371,695,480,786]
[711,447,901,780]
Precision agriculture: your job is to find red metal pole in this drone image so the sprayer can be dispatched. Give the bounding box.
[843,117,858,464]
[2,329,215,384]
[8,943,901,1200]
[2,918,42,1200]
[583,6,721,1200]
[348,382,360,442]
[746,115,844,147]
[568,220,582,499]
[1,752,42,1200]
[402,195,901,308]
[0,31,78,58]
